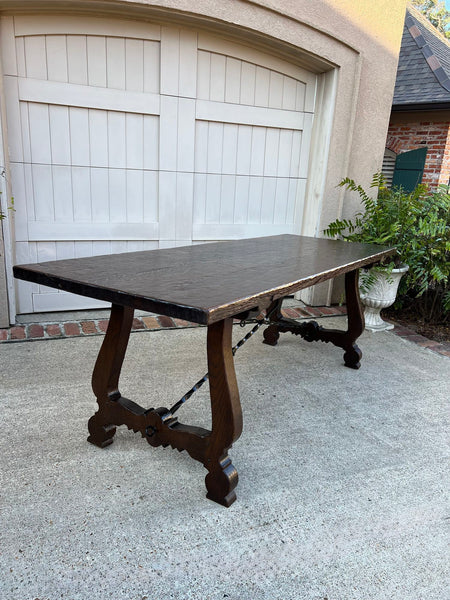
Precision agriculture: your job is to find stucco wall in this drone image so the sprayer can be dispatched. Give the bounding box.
[0,0,407,321]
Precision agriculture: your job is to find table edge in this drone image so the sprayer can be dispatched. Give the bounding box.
[13,246,395,325]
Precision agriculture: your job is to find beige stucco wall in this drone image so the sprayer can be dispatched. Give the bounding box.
[0,0,407,322]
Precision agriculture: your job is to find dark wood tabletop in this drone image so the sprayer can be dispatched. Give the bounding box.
[13,234,394,324]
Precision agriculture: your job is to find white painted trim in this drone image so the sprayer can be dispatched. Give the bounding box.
[0,18,17,323]
[28,222,159,241]
[14,14,161,41]
[16,77,161,115]
[301,69,337,237]
[297,68,338,305]
[198,33,317,86]
[0,16,17,76]
[2,76,22,163]
[196,99,306,129]
[193,223,296,239]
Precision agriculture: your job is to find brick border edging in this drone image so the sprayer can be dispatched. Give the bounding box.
[0,306,345,342]
[1,305,449,358]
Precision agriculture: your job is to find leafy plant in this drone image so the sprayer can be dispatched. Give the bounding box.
[0,194,14,221]
[324,174,450,322]
[411,0,450,39]
[0,168,14,221]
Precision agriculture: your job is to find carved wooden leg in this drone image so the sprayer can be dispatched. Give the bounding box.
[342,269,365,369]
[262,299,283,346]
[204,318,243,507]
[262,270,365,369]
[87,304,134,447]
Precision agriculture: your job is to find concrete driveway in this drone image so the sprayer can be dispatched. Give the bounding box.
[0,317,448,600]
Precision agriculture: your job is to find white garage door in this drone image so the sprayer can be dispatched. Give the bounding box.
[1,15,317,313]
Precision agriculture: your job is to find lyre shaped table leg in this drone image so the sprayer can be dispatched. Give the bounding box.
[341,269,365,369]
[261,270,365,368]
[204,318,243,507]
[87,304,134,447]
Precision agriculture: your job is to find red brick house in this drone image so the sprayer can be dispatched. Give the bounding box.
[384,6,450,190]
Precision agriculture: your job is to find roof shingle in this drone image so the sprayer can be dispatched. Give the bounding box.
[393,6,450,109]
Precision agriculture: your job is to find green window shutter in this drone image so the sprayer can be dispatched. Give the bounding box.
[391,147,427,192]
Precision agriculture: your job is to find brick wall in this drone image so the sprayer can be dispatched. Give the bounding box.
[386,120,450,188]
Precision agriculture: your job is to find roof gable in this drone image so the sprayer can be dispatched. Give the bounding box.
[393,6,450,109]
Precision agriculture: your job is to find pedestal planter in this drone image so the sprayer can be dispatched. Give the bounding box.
[359,264,409,332]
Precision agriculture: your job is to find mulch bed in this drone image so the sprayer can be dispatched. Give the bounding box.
[384,307,450,344]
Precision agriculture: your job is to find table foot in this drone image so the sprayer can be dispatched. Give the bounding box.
[263,323,280,346]
[343,345,362,370]
[87,413,116,448]
[262,299,283,346]
[205,454,238,507]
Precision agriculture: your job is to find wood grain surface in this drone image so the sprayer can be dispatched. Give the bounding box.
[13,235,395,324]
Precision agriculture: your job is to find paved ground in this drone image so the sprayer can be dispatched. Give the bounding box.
[0,317,449,600]
[1,302,449,359]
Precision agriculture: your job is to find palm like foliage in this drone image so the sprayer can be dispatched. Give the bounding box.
[324,174,450,321]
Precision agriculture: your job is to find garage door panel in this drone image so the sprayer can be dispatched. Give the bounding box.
[199,34,316,83]
[53,166,73,222]
[161,27,197,97]
[143,41,161,94]
[125,113,145,169]
[126,170,144,222]
[196,99,304,129]
[109,169,127,223]
[27,223,159,242]
[72,167,91,222]
[23,164,159,229]
[19,32,161,94]
[20,102,159,171]
[91,168,109,222]
[193,174,306,227]
[27,103,51,163]
[47,36,68,82]
[233,177,250,224]
[18,77,161,115]
[31,164,53,222]
[49,106,71,165]
[143,171,159,223]
[272,178,290,224]
[87,36,108,87]
[197,49,310,111]
[195,122,304,178]
[158,171,194,241]
[67,36,88,85]
[159,96,196,172]
[4,17,316,313]
[193,223,297,240]
[219,174,236,223]
[248,177,264,223]
[68,108,89,166]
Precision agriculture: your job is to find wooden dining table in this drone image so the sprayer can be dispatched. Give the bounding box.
[14,234,394,506]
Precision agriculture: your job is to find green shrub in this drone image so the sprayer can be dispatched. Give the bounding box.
[0,192,14,221]
[324,174,450,322]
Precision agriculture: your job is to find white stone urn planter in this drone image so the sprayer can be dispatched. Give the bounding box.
[359,264,409,332]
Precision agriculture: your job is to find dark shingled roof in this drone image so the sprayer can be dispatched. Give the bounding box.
[393,6,450,110]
